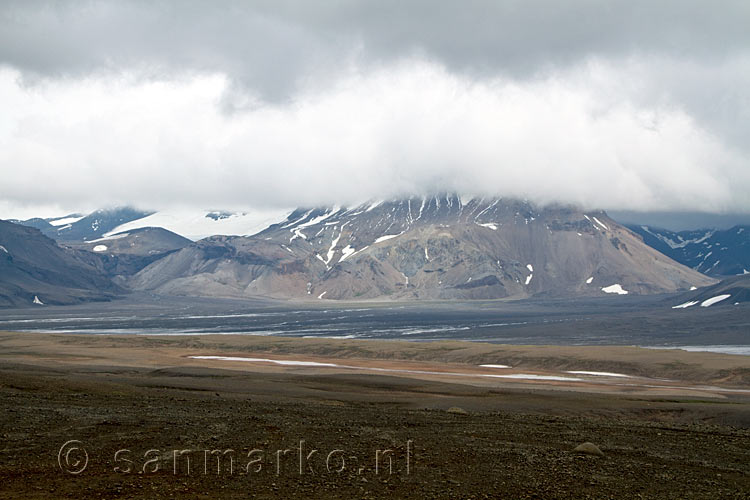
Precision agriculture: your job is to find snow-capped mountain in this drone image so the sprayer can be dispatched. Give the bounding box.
[103,207,293,241]
[13,208,153,242]
[628,225,750,277]
[130,195,714,301]
[13,206,293,242]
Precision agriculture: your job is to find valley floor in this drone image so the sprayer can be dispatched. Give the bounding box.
[0,332,749,498]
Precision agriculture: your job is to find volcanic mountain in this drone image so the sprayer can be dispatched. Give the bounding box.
[0,220,121,307]
[130,195,714,301]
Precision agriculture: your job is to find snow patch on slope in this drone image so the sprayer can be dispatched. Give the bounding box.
[601,284,628,295]
[106,208,292,241]
[672,300,699,309]
[701,294,731,307]
[48,215,84,227]
[639,226,715,250]
[339,245,356,262]
[592,216,609,230]
[375,233,403,244]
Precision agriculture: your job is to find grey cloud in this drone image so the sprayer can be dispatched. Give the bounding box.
[0,1,749,216]
[2,1,749,93]
[2,1,748,149]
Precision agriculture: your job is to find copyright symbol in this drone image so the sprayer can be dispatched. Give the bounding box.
[58,440,88,474]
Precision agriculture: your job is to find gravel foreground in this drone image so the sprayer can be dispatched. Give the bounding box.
[0,333,749,499]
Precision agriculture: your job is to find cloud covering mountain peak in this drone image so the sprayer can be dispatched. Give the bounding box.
[0,1,748,217]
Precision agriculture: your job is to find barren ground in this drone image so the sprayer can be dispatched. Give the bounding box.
[1,332,749,499]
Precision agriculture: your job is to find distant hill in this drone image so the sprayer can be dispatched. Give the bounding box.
[0,220,122,307]
[64,227,192,279]
[671,275,750,309]
[627,225,750,277]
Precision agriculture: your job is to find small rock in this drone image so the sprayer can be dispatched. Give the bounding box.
[447,407,468,415]
[573,442,604,457]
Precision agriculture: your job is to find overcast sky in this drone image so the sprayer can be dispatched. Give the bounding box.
[1,0,749,219]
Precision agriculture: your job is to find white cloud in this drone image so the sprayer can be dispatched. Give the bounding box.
[0,57,748,216]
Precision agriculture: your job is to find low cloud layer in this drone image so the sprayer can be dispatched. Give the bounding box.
[0,1,748,216]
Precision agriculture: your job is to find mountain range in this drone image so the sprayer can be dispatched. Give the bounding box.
[13,208,153,242]
[4,195,747,306]
[13,207,292,242]
[627,225,750,277]
[130,196,711,300]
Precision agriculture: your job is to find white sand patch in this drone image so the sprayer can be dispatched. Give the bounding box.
[526,264,533,272]
[476,222,498,230]
[318,291,327,299]
[480,364,511,369]
[586,277,594,284]
[92,245,108,252]
[32,295,44,305]
[701,294,731,307]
